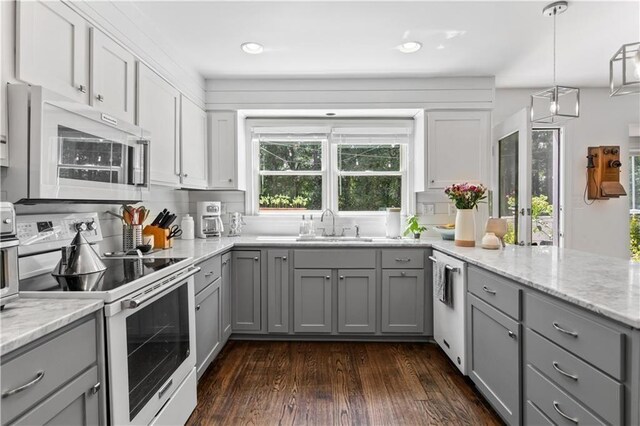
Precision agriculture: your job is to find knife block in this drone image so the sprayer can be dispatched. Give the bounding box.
[143,225,172,249]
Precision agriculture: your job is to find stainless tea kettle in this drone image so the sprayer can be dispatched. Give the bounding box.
[52,230,107,291]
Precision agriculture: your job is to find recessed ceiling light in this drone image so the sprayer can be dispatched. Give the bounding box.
[241,42,264,55]
[397,41,422,54]
[437,44,445,50]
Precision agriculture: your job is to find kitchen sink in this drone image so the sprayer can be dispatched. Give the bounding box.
[296,236,374,242]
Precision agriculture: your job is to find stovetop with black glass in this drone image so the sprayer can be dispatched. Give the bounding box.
[21,257,188,293]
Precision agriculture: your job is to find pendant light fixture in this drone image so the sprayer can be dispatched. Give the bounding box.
[530,1,580,124]
[610,42,640,96]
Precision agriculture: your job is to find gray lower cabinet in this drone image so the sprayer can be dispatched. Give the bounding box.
[232,251,261,331]
[195,277,222,379]
[221,252,232,342]
[268,250,290,333]
[381,269,425,333]
[12,366,100,426]
[468,293,520,425]
[1,316,104,425]
[338,269,376,333]
[294,269,332,333]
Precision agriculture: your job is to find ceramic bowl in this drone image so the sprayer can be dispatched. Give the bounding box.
[435,226,455,241]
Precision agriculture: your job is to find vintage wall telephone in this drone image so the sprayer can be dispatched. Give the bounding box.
[586,145,627,200]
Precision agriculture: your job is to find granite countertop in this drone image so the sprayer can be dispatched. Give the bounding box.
[0,298,103,356]
[150,236,640,329]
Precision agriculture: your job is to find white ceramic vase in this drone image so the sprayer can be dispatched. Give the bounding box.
[454,209,476,247]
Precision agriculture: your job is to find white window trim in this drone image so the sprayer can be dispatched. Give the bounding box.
[247,130,415,217]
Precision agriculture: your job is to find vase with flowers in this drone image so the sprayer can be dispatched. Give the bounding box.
[444,183,487,247]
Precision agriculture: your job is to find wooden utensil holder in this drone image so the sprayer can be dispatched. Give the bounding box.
[143,225,172,249]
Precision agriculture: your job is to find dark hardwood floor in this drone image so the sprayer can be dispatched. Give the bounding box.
[187,341,503,425]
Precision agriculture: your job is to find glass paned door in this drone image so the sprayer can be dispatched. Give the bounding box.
[493,108,532,246]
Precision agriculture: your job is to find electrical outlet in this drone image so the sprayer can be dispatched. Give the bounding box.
[424,203,435,215]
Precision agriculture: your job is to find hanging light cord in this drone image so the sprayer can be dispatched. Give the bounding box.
[552,7,557,86]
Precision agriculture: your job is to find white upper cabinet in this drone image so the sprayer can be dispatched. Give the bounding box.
[90,29,136,123]
[208,111,245,190]
[16,1,90,104]
[180,95,208,188]
[137,62,181,187]
[426,111,490,189]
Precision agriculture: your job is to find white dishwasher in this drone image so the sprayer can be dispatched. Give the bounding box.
[431,250,467,375]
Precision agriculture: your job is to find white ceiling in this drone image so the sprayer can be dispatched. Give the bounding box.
[132,1,640,87]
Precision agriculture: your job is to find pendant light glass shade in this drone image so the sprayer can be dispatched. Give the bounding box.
[610,42,640,96]
[530,1,580,124]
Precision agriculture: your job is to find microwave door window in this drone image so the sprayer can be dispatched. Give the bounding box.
[57,125,127,184]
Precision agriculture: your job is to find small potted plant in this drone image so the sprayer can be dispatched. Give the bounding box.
[404,215,427,239]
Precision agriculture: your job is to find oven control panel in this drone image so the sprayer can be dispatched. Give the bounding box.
[17,212,103,255]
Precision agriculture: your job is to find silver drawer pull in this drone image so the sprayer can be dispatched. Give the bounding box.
[507,330,517,339]
[2,371,45,398]
[482,286,496,295]
[339,275,345,280]
[553,401,579,423]
[90,382,101,395]
[254,257,259,261]
[78,84,87,93]
[282,256,287,261]
[96,94,104,102]
[325,276,330,280]
[196,304,201,311]
[395,258,411,262]
[204,271,214,277]
[158,379,173,399]
[552,322,578,338]
[552,361,578,381]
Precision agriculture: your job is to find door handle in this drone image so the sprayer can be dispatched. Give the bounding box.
[552,361,578,381]
[96,94,104,102]
[158,379,173,399]
[78,84,87,93]
[552,401,579,423]
[482,285,496,295]
[552,322,578,337]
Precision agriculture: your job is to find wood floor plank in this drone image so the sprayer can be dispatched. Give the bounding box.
[187,341,503,426]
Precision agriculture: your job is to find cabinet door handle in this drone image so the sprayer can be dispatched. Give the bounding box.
[228,178,233,183]
[552,361,578,381]
[552,401,579,423]
[2,371,45,398]
[482,285,496,295]
[205,271,214,277]
[395,258,411,262]
[325,276,330,280]
[552,322,578,338]
[78,84,87,93]
[90,382,101,395]
[196,304,201,311]
[254,257,259,261]
[400,271,406,276]
[96,94,104,102]
[282,256,287,261]
[507,330,517,339]
[183,173,188,178]
[339,275,345,280]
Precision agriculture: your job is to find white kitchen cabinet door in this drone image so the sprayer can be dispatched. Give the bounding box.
[90,29,136,123]
[208,111,245,190]
[16,1,90,104]
[137,63,181,187]
[181,96,208,188]
[427,111,490,189]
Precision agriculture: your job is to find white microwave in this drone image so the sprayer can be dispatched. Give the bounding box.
[5,85,150,203]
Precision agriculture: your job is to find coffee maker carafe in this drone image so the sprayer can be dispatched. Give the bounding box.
[196,202,224,238]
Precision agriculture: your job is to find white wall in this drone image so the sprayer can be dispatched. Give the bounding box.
[495,88,640,258]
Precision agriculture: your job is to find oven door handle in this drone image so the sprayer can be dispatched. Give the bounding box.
[121,266,200,310]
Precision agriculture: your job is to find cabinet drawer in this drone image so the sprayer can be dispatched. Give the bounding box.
[294,250,375,269]
[526,329,623,424]
[1,318,97,425]
[468,266,520,319]
[195,255,221,295]
[525,293,624,380]
[381,249,424,269]
[526,365,605,425]
[525,401,554,426]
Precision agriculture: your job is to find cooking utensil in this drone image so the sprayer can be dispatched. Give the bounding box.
[167,225,182,240]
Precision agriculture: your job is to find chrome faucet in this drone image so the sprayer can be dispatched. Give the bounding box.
[320,208,337,236]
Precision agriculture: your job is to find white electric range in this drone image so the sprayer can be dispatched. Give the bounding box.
[17,212,198,426]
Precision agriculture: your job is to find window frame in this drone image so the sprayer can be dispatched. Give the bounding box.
[250,131,412,216]
[629,151,640,215]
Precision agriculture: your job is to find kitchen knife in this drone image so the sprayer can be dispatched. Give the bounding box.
[151,209,167,226]
[163,214,177,228]
[158,212,174,228]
